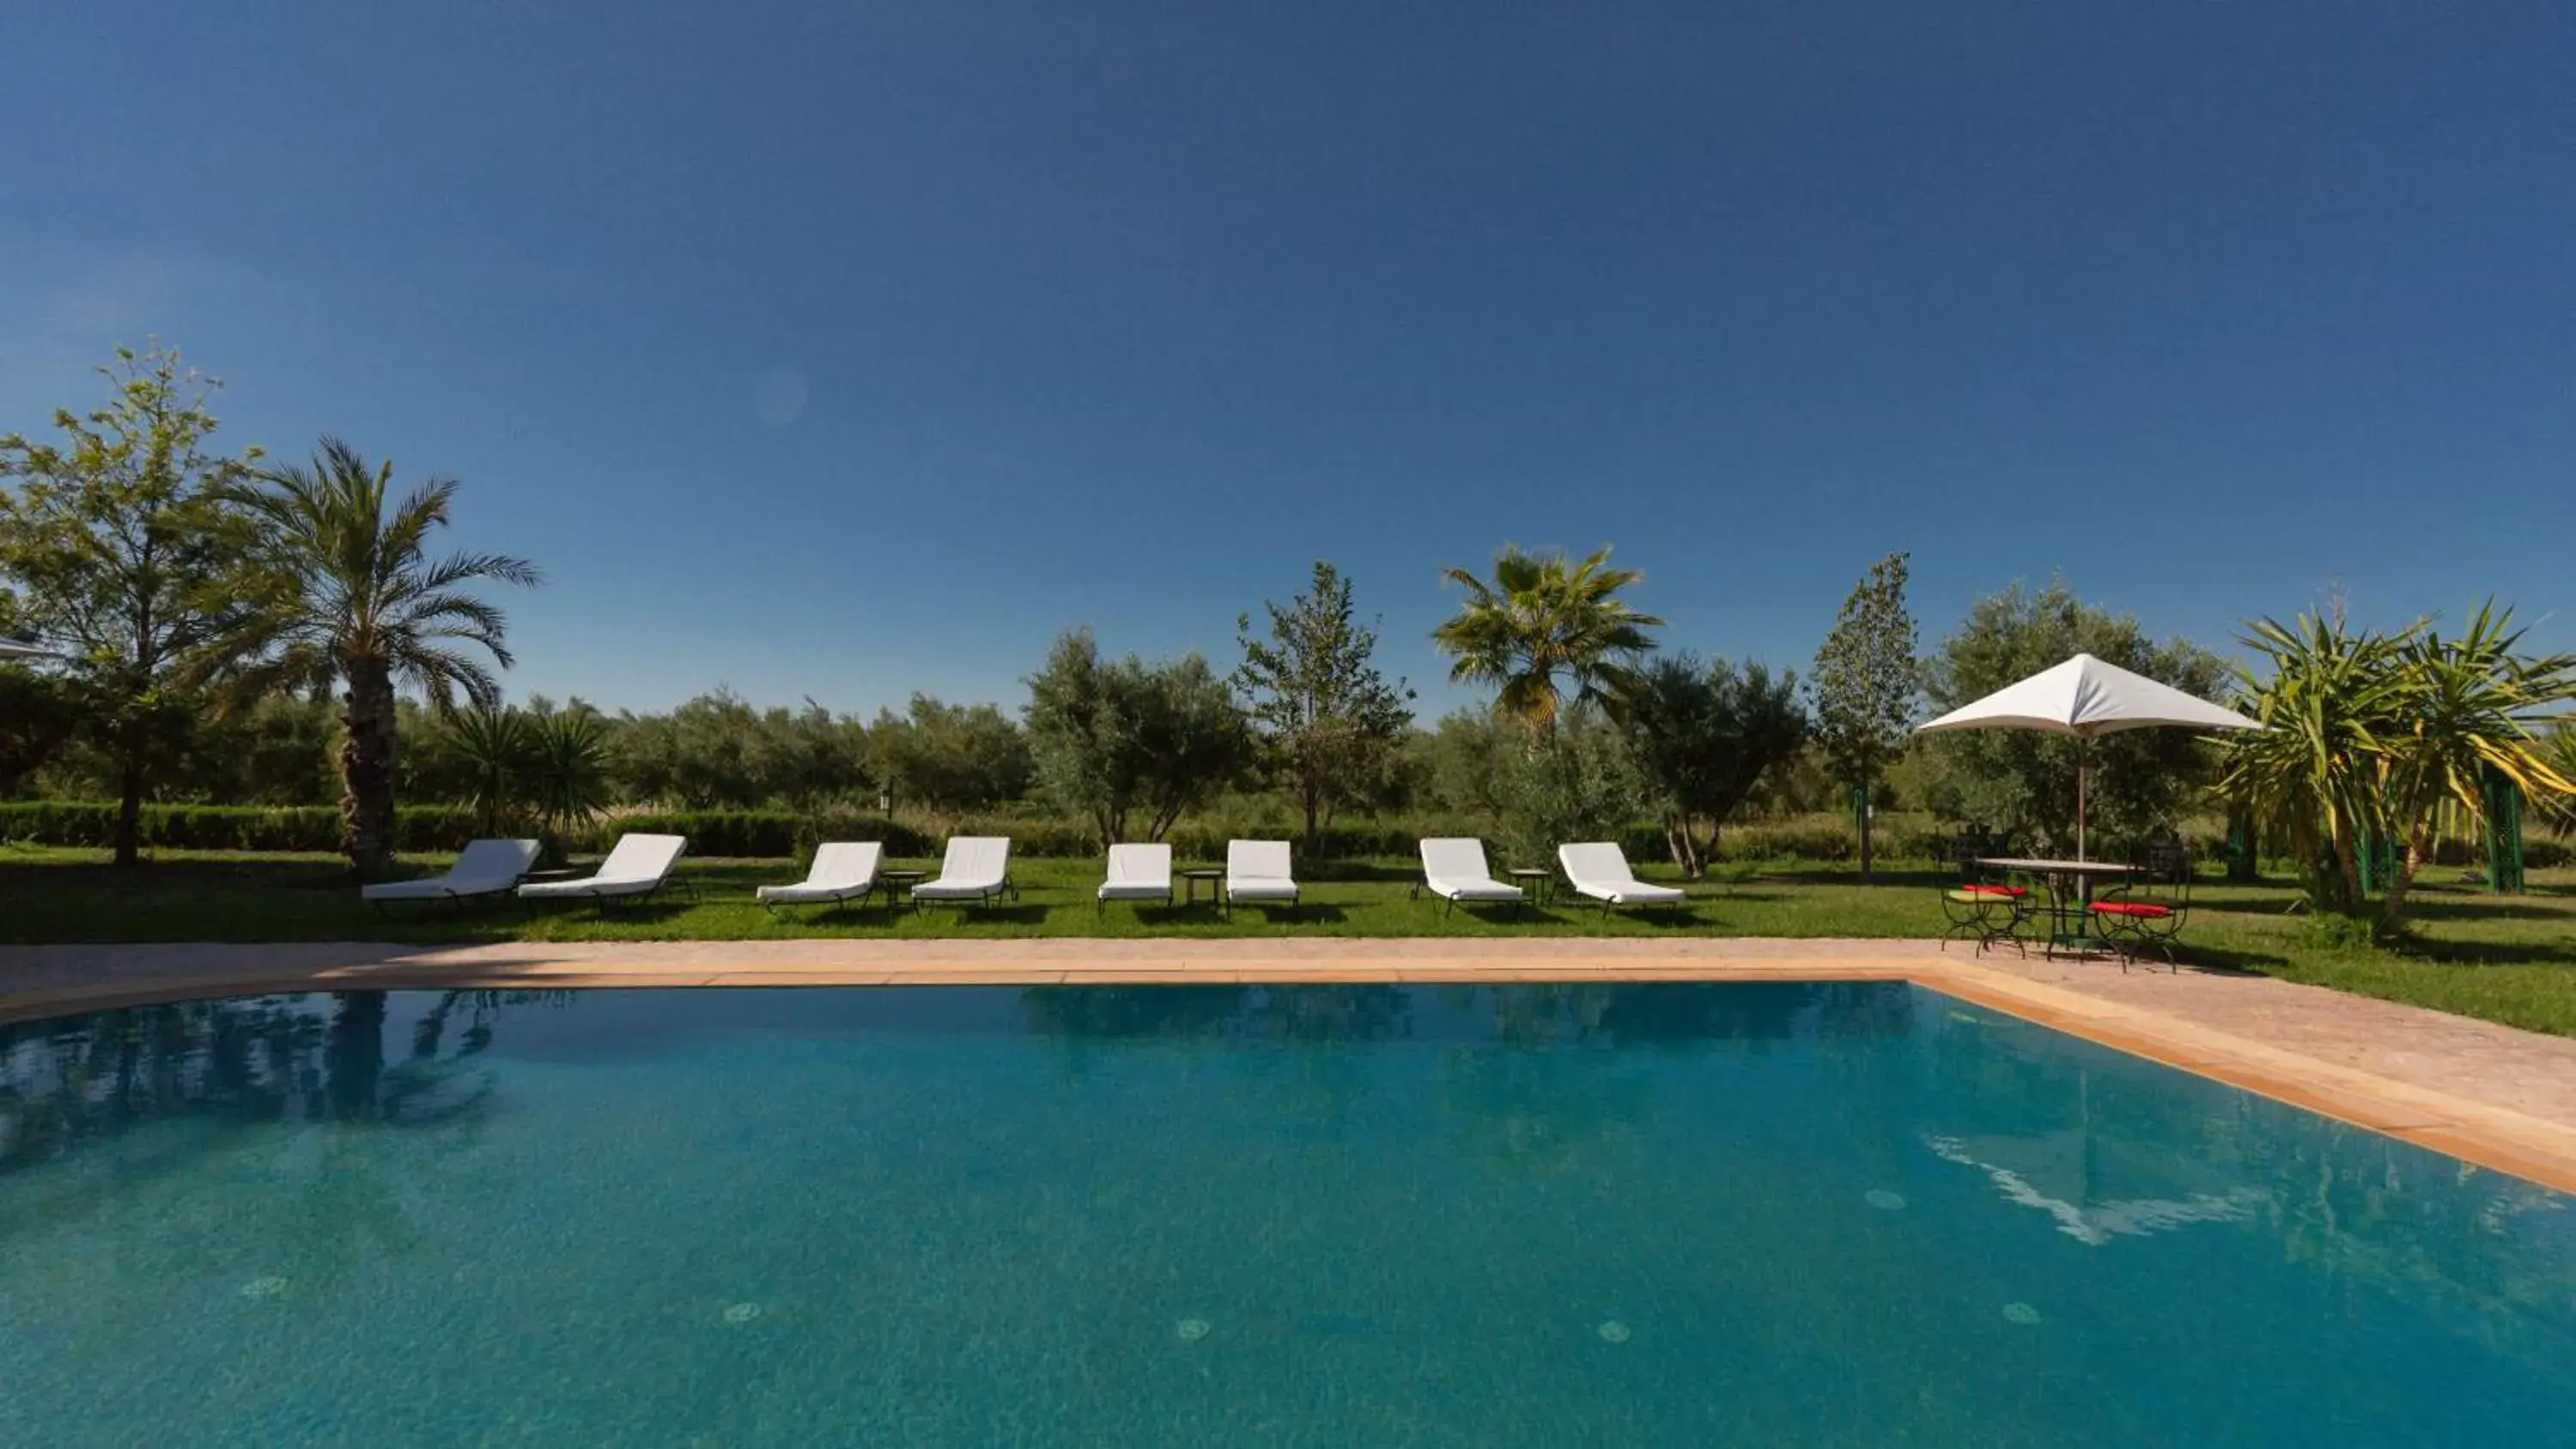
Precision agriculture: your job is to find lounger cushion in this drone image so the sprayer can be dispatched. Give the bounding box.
[1099,843,1171,900]
[361,875,522,902]
[361,839,539,902]
[1428,879,1525,902]
[1420,838,1523,901]
[1574,882,1686,906]
[756,881,874,904]
[1556,841,1686,907]
[517,834,686,899]
[1224,840,1298,902]
[915,837,1012,899]
[518,874,666,900]
[758,842,882,904]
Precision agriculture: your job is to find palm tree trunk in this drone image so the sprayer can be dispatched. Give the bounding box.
[326,991,388,1122]
[341,658,400,881]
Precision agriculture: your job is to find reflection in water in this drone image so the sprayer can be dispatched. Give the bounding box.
[0,989,571,1172]
[1,982,2572,1443]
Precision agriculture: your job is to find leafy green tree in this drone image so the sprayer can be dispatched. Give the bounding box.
[869,694,1032,810]
[608,689,869,810]
[1025,629,1253,844]
[1431,545,1662,734]
[1918,579,2229,856]
[0,665,84,797]
[223,438,540,878]
[1625,654,1808,877]
[1493,706,1646,873]
[1235,561,1415,854]
[0,345,267,865]
[1809,552,1917,879]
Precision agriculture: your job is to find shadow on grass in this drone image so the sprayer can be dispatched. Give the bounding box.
[2403,937,2576,968]
[1219,904,1353,925]
[1753,867,1955,889]
[2396,898,2576,925]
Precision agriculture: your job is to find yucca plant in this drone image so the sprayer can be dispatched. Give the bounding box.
[1431,545,1663,735]
[2543,726,2576,833]
[444,703,538,837]
[2221,612,2408,922]
[524,709,610,854]
[223,439,539,878]
[2224,603,2576,929]
[2376,603,2576,919]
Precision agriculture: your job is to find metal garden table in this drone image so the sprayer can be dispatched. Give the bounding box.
[1971,857,2144,958]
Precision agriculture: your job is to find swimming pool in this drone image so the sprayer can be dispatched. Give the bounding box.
[3,982,2569,1445]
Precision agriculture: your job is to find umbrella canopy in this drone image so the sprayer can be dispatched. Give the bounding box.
[1915,653,2257,858]
[1917,653,2254,739]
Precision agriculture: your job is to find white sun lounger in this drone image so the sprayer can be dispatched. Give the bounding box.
[910,836,1013,907]
[1224,840,1299,915]
[1097,842,1172,908]
[1558,841,1688,915]
[516,834,690,904]
[757,841,884,912]
[1417,837,1524,917]
[361,839,539,908]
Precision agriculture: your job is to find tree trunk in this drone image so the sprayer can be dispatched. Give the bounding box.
[1664,813,1705,880]
[2384,828,2433,927]
[340,658,400,881]
[1303,781,1323,861]
[1857,777,1875,882]
[114,754,145,869]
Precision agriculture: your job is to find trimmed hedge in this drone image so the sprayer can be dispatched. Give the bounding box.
[0,802,487,852]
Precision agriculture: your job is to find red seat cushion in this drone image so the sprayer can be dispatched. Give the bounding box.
[1959,883,2028,898]
[2089,900,2172,919]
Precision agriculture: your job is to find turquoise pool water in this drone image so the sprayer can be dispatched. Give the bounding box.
[3,982,2570,1445]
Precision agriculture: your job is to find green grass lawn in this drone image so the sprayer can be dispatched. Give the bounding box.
[4,844,2573,1036]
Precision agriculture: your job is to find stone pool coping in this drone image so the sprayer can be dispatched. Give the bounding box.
[6,937,2575,1194]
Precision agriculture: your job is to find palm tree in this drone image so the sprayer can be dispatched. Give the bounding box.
[227,439,540,879]
[1431,545,1663,733]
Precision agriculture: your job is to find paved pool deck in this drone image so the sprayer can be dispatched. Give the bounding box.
[5,937,2575,1194]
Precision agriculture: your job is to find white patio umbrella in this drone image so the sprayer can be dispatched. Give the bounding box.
[0,640,53,662]
[1913,652,2258,859]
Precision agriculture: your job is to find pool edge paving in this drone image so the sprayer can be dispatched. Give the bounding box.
[5,937,2575,1194]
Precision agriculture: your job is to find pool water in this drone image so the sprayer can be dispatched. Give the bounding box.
[3,983,2570,1446]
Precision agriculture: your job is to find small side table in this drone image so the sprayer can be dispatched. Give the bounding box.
[880,869,928,911]
[1179,867,1225,907]
[1505,867,1553,906]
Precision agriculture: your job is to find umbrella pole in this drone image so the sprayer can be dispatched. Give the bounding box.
[2077,735,2088,863]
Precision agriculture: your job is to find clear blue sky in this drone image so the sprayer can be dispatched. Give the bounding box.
[5,0,2570,718]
